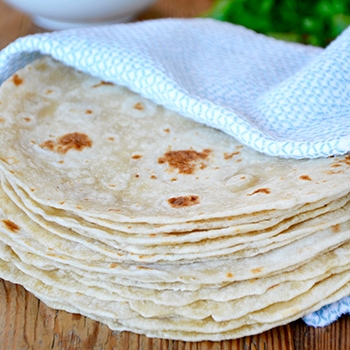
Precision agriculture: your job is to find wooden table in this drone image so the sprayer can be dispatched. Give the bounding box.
[0,0,349,348]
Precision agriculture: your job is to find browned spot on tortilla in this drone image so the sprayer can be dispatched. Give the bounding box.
[0,118,5,123]
[23,117,31,122]
[131,154,142,159]
[2,220,20,232]
[40,140,55,151]
[226,272,234,278]
[247,188,271,196]
[108,208,121,212]
[150,175,157,179]
[168,195,200,208]
[134,102,144,110]
[137,266,153,270]
[224,151,240,160]
[331,224,341,233]
[135,174,140,178]
[299,175,312,181]
[85,109,93,114]
[91,81,114,88]
[110,263,118,268]
[12,74,23,86]
[163,128,170,133]
[158,149,211,175]
[108,137,115,141]
[40,132,92,154]
[326,170,345,175]
[251,267,263,274]
[333,155,350,166]
[46,89,53,94]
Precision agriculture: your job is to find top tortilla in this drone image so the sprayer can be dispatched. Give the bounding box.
[0,56,349,225]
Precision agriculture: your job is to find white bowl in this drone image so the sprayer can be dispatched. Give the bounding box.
[4,0,156,30]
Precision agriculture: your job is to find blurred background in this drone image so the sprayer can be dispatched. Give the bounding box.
[2,0,350,48]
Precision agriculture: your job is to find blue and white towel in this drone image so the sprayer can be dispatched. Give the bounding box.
[0,18,349,326]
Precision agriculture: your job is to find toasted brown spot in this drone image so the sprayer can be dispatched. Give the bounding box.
[2,220,20,232]
[135,174,140,178]
[331,224,341,233]
[150,175,157,179]
[163,128,170,133]
[158,149,211,175]
[23,117,31,122]
[131,154,142,159]
[0,118,5,123]
[299,175,312,181]
[58,160,64,164]
[40,139,55,151]
[107,208,121,212]
[85,109,93,114]
[12,74,23,86]
[226,272,234,278]
[326,170,345,175]
[134,102,144,110]
[224,151,240,160]
[92,81,114,88]
[247,188,271,196]
[46,89,53,94]
[137,266,153,270]
[251,267,263,274]
[40,132,92,154]
[168,195,200,208]
[108,137,115,141]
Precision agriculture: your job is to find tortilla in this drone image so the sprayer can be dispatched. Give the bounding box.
[0,55,349,341]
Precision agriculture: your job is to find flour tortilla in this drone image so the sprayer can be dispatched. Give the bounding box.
[0,56,349,225]
[0,55,350,342]
[1,242,350,341]
[2,174,350,263]
[3,218,350,284]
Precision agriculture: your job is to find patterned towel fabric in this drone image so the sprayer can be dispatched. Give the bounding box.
[0,17,349,326]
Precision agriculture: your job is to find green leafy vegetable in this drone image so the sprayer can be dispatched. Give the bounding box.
[204,0,350,46]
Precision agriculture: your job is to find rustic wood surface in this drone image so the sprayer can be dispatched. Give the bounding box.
[0,0,349,348]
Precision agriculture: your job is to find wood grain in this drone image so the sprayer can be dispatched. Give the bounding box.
[0,0,348,349]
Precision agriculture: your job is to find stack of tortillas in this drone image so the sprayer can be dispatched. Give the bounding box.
[0,56,349,341]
